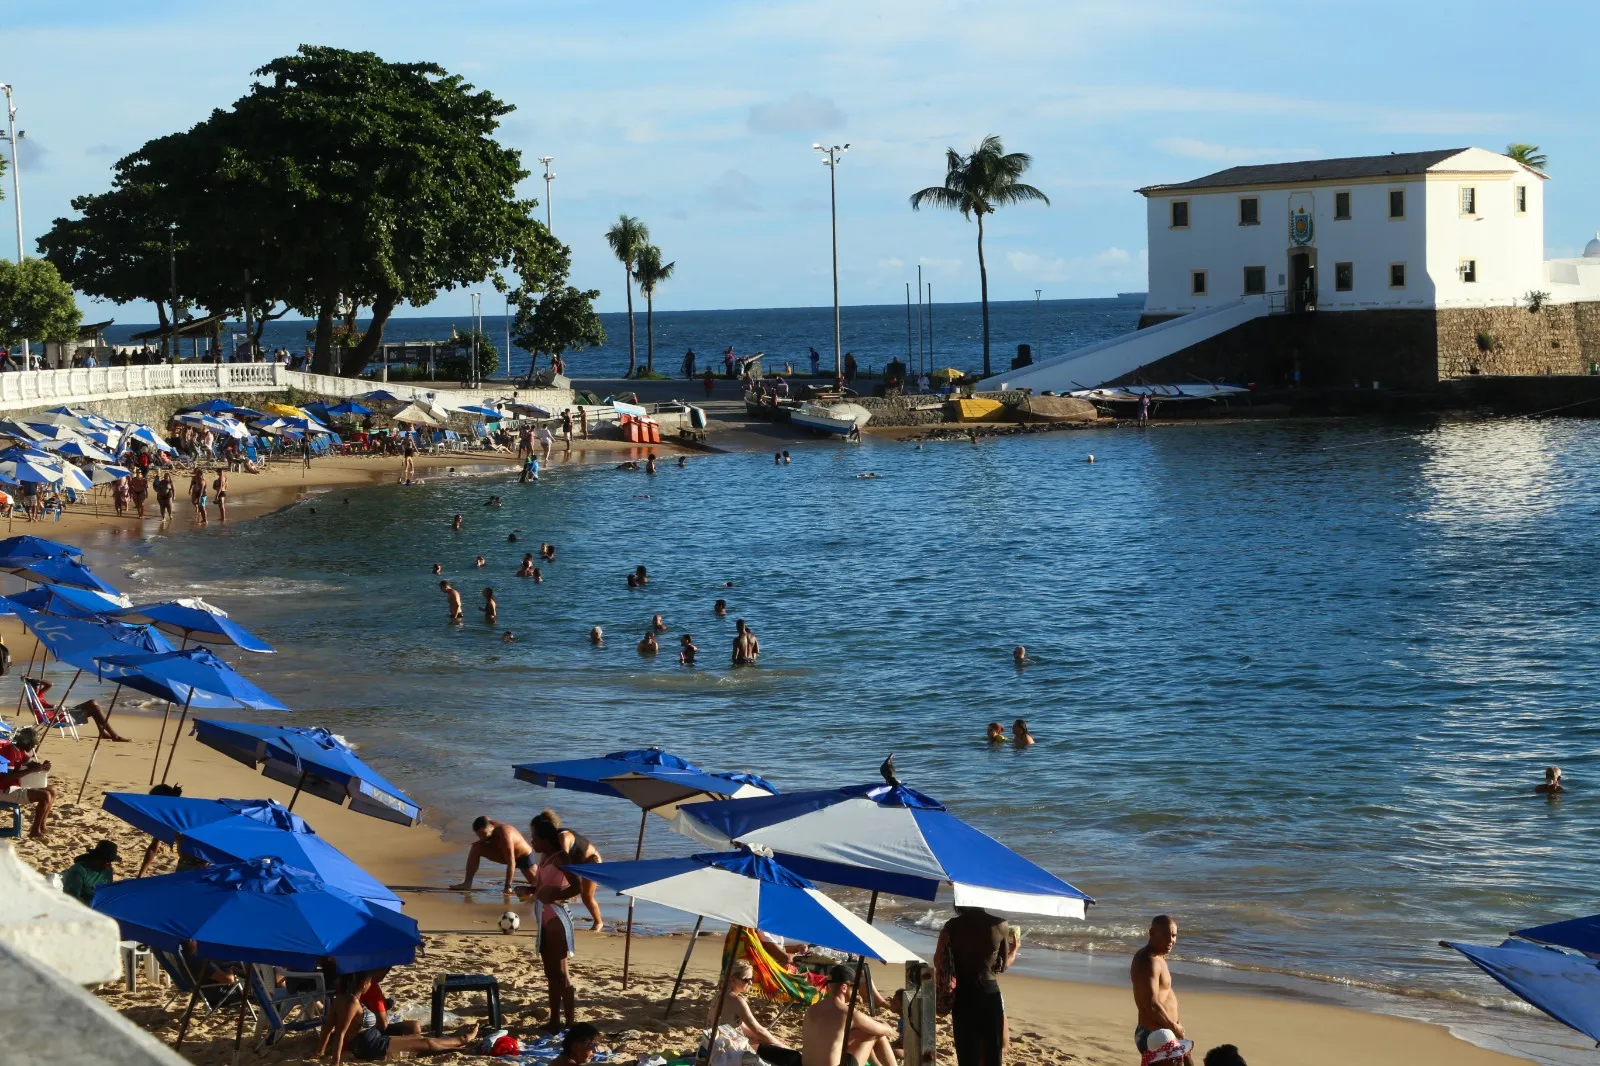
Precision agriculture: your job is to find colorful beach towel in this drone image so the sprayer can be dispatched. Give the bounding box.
[721,925,823,1006]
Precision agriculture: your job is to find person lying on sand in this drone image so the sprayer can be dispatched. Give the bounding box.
[449,816,534,893]
[551,1021,600,1066]
[319,970,478,1065]
[801,965,897,1066]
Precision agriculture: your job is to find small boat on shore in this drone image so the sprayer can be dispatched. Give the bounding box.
[1068,383,1247,415]
[790,401,872,437]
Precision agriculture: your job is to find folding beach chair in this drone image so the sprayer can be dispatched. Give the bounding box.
[22,678,79,741]
[155,950,247,1015]
[247,963,327,1048]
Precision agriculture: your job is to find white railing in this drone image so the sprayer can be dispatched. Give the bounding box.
[0,363,572,414]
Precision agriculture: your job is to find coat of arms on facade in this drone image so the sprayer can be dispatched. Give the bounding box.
[1289,207,1314,246]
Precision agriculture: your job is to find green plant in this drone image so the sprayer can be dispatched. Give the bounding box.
[605,215,649,377]
[1475,330,1502,353]
[0,257,81,346]
[1505,143,1547,171]
[633,243,675,376]
[910,135,1049,378]
[1525,290,1550,313]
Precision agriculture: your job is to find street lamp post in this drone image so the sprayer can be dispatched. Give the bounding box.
[539,156,555,232]
[1035,288,1042,364]
[813,142,848,382]
[2,84,29,368]
[167,224,178,364]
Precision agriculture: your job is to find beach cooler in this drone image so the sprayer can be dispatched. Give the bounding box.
[430,973,501,1035]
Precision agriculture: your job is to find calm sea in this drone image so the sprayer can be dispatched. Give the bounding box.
[86,403,1600,1062]
[103,296,1143,380]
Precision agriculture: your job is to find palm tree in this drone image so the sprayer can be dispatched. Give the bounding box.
[1505,143,1547,171]
[605,215,649,376]
[910,135,1049,378]
[634,244,675,376]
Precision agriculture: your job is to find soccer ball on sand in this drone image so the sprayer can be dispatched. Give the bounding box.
[498,911,520,934]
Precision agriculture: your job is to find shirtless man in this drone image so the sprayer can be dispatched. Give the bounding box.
[1132,915,1192,1064]
[440,581,463,624]
[449,816,534,893]
[801,965,897,1066]
[732,619,761,666]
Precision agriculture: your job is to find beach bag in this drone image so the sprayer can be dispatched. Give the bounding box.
[706,1025,749,1066]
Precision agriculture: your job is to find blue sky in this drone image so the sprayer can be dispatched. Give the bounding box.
[7,0,1597,319]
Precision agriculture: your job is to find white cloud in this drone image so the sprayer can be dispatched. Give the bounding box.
[747,92,846,136]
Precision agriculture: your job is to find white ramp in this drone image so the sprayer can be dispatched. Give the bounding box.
[978,297,1270,392]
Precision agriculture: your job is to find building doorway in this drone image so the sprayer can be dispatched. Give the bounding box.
[1289,250,1317,313]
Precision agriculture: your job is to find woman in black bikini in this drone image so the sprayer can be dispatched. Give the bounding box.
[533,808,605,931]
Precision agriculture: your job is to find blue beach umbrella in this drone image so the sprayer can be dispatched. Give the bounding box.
[114,598,275,653]
[325,400,375,419]
[12,607,175,676]
[90,464,131,486]
[675,780,1096,918]
[0,535,84,560]
[457,404,502,419]
[92,857,420,972]
[20,421,83,441]
[50,461,94,493]
[568,848,919,963]
[102,793,401,911]
[1445,939,1600,1044]
[191,720,421,827]
[0,457,65,486]
[353,389,406,405]
[3,582,128,618]
[0,551,124,598]
[40,437,116,463]
[0,419,47,442]
[179,399,251,417]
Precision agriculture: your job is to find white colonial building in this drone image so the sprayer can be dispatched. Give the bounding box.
[1138,148,1558,317]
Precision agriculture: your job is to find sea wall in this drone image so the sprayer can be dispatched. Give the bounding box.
[1435,303,1600,377]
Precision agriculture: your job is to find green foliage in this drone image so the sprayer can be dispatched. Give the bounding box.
[512,285,605,368]
[910,135,1048,377]
[634,243,674,374]
[0,258,81,347]
[1505,143,1547,171]
[1475,330,1502,353]
[605,215,648,376]
[39,45,569,377]
[1525,290,1550,313]
[451,327,500,380]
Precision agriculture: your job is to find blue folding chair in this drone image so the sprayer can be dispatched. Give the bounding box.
[247,963,328,1048]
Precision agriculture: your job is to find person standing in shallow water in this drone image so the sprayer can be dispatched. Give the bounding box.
[440,581,462,624]
[482,588,497,625]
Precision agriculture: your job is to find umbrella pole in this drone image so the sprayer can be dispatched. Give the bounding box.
[148,699,174,785]
[663,915,704,1019]
[74,683,122,803]
[286,769,308,811]
[173,986,201,1050]
[622,808,648,989]
[230,982,249,1066]
[158,691,195,786]
[702,928,738,1064]
[837,890,880,1066]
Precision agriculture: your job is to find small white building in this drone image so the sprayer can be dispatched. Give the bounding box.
[1138,148,1556,318]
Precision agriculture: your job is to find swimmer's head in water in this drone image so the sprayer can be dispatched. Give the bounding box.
[1014,645,1027,660]
[508,534,518,542]
[589,626,603,641]
[1547,766,1562,782]
[987,722,1005,739]
[1014,718,1029,733]
[432,564,442,574]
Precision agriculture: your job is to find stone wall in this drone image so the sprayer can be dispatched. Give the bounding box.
[1435,304,1597,377]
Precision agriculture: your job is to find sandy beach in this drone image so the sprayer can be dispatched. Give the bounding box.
[0,445,1538,1066]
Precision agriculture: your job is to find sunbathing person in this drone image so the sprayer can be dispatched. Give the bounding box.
[707,960,792,1060]
[318,970,478,1064]
[801,965,897,1066]
[551,1022,600,1066]
[26,678,128,741]
[449,816,534,892]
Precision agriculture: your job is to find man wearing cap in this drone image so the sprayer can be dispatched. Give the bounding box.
[61,840,120,905]
[801,964,897,1066]
[0,725,54,839]
[1133,915,1193,1065]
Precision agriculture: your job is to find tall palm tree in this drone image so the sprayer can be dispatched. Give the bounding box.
[1505,143,1547,172]
[605,215,649,376]
[634,244,675,376]
[910,136,1049,378]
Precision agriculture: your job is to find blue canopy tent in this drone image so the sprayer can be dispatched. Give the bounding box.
[1445,939,1600,1045]
[513,746,778,985]
[102,793,402,911]
[96,647,290,787]
[93,857,420,1049]
[114,598,275,653]
[191,721,421,827]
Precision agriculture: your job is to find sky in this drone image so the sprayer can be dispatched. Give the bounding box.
[6,0,1599,320]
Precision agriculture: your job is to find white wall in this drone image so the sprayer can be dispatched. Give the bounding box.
[1424,172,1545,307]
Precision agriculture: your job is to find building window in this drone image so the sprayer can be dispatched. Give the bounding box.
[1243,266,1266,294]
[1191,271,1207,295]
[1515,185,1527,213]
[1171,201,1189,228]
[1239,197,1259,226]
[1460,259,1477,283]
[1335,262,1353,291]
[1460,186,1477,215]
[1334,191,1351,220]
[1389,189,1405,219]
[1390,263,1406,288]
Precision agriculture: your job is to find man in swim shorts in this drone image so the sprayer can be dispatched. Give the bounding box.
[449,816,535,893]
[801,965,896,1066]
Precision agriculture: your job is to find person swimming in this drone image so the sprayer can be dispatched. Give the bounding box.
[541,543,556,562]
[501,631,516,643]
[714,598,727,616]
[986,722,1007,745]
[589,626,604,646]
[1013,645,1030,666]
[432,563,443,575]
[450,514,463,531]
[637,631,659,656]
[482,587,498,625]
[1012,719,1035,747]
[517,554,536,578]
[679,633,698,665]
[508,533,519,543]
[626,573,639,589]
[634,565,649,586]
[1536,766,1565,794]
[651,614,668,632]
[474,555,487,568]
[532,568,543,583]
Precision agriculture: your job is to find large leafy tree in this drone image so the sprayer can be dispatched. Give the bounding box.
[41,45,567,376]
[512,284,606,379]
[0,258,81,348]
[605,215,648,378]
[1505,143,1547,171]
[910,135,1049,377]
[633,244,674,376]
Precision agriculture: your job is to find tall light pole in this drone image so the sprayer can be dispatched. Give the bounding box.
[168,224,178,364]
[2,84,29,368]
[539,156,555,232]
[1034,288,1042,363]
[814,142,848,381]
[470,292,482,387]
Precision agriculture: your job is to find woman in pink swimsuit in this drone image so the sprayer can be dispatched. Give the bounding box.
[520,817,581,1033]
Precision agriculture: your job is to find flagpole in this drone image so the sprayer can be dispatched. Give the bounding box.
[622,808,647,989]
[74,683,122,803]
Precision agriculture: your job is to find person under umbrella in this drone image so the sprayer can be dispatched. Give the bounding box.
[60,839,120,905]
[319,969,478,1066]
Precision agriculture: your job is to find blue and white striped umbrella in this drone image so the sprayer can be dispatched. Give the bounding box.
[41,438,116,463]
[568,848,919,963]
[675,781,1095,918]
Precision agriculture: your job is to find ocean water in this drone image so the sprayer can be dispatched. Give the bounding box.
[103,296,1143,381]
[96,413,1600,1063]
